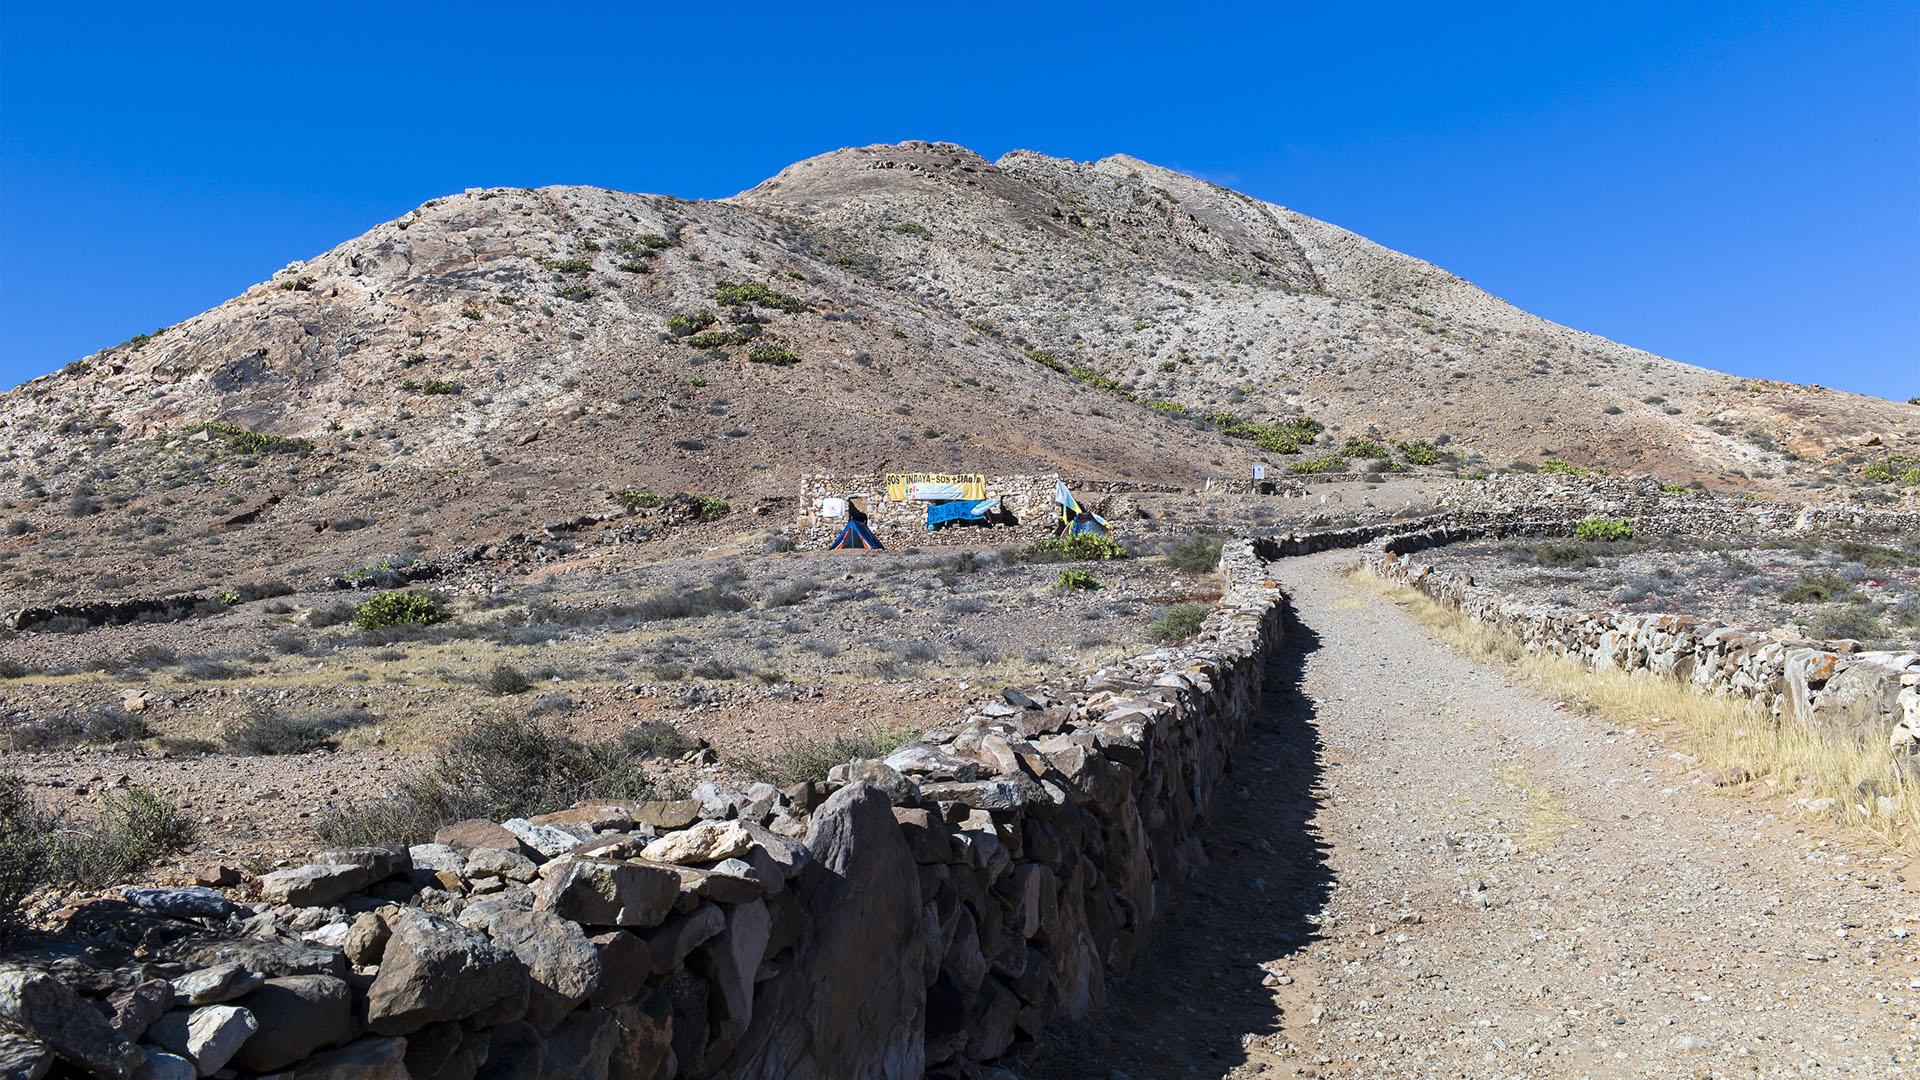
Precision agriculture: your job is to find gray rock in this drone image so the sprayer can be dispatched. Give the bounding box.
[0,1030,51,1080]
[366,910,530,1036]
[606,987,674,1080]
[103,980,174,1043]
[169,964,263,1007]
[640,820,755,864]
[173,938,347,979]
[474,1020,544,1080]
[259,864,369,907]
[343,909,392,967]
[130,1050,193,1080]
[408,842,466,876]
[313,843,411,885]
[536,858,679,928]
[121,887,242,920]
[502,818,592,859]
[0,964,144,1080]
[149,1005,256,1076]
[481,910,603,1033]
[723,782,926,1079]
[399,1022,484,1080]
[290,1035,410,1080]
[690,898,771,1068]
[826,760,919,806]
[883,743,982,783]
[434,819,536,858]
[586,931,651,1009]
[542,1009,617,1080]
[691,781,749,819]
[918,776,1035,811]
[465,846,540,883]
[228,976,353,1072]
[638,903,725,976]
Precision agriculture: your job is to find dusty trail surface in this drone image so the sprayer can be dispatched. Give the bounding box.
[1027,550,1918,1079]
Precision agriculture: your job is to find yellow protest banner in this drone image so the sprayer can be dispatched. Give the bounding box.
[884,472,985,500]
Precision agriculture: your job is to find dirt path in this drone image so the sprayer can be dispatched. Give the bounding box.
[1026,550,1919,1079]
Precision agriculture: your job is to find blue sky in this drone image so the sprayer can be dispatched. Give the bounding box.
[3,2,1914,400]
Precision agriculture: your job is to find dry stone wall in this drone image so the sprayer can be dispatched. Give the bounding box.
[1361,525,1920,751]
[1,543,1290,1080]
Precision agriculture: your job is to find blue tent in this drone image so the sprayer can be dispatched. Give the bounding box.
[827,518,883,550]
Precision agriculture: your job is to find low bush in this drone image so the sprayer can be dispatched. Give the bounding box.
[616,490,665,510]
[617,721,695,760]
[1539,459,1588,475]
[1574,517,1633,541]
[2,773,196,937]
[1339,437,1390,459]
[314,716,660,846]
[739,724,916,786]
[712,280,804,313]
[354,592,442,629]
[223,707,373,755]
[484,663,532,696]
[1056,569,1101,590]
[745,344,799,366]
[1779,573,1862,605]
[1507,542,1599,569]
[1806,605,1888,643]
[1019,534,1128,562]
[1288,455,1348,475]
[1147,601,1212,642]
[668,311,717,336]
[1164,534,1223,572]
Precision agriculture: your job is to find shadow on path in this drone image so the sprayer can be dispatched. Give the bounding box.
[1021,601,1333,1077]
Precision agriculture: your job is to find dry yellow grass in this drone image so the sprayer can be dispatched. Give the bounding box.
[1356,567,1919,851]
[1494,761,1579,851]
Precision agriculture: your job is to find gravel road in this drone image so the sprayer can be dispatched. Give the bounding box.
[1027,550,1918,1079]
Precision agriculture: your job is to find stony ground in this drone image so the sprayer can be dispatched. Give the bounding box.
[1026,549,1918,1079]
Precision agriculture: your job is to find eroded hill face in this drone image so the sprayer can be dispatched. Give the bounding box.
[0,140,1912,604]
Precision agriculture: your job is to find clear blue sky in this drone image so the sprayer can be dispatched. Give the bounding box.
[4,2,1915,400]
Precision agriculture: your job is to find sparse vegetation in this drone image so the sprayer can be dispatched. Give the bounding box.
[1147,601,1211,641]
[712,280,804,312]
[354,591,443,629]
[185,422,313,455]
[1056,569,1101,590]
[1778,573,1861,605]
[1164,533,1223,572]
[738,725,917,787]
[1020,534,1128,562]
[1289,455,1348,475]
[2,773,196,936]
[1574,517,1634,541]
[746,343,799,366]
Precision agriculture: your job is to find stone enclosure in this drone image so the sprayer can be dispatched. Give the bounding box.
[6,507,1916,1080]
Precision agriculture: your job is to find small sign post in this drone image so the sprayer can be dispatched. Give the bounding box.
[1251,463,1266,481]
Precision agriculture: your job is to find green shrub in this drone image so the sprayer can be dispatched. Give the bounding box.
[1539,459,1588,475]
[1339,437,1390,459]
[1289,455,1348,475]
[1026,348,1068,373]
[1574,517,1633,541]
[223,708,371,755]
[540,258,591,273]
[555,285,592,302]
[186,422,312,455]
[354,592,442,629]
[1056,569,1101,590]
[1861,455,1920,486]
[668,311,717,336]
[617,260,651,273]
[746,344,799,366]
[1398,441,1439,466]
[215,590,241,605]
[1806,605,1887,642]
[1143,400,1187,415]
[3,773,197,937]
[1019,534,1128,562]
[1158,361,1177,372]
[1165,534,1223,572]
[617,490,665,510]
[890,222,927,235]
[402,378,458,395]
[689,496,730,522]
[1147,602,1212,642]
[712,280,804,312]
[621,234,671,251]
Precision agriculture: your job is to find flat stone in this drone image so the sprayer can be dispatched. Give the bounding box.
[122,886,242,920]
[587,931,651,1008]
[406,843,466,876]
[433,818,533,857]
[312,843,411,885]
[479,910,603,1033]
[628,800,702,829]
[103,979,174,1043]
[149,1004,257,1076]
[465,846,540,883]
[884,743,982,783]
[638,903,725,976]
[536,857,679,928]
[501,818,592,859]
[827,760,919,805]
[259,864,369,907]
[919,777,1034,811]
[173,938,347,979]
[530,804,636,831]
[641,819,754,865]
[543,1008,618,1080]
[170,963,263,1006]
[133,1050,194,1080]
[228,976,353,1072]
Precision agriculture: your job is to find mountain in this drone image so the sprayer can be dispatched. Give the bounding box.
[2,140,1912,605]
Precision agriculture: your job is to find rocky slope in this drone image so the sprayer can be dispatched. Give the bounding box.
[0,140,1912,604]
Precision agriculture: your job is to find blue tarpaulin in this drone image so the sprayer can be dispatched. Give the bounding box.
[926,500,994,529]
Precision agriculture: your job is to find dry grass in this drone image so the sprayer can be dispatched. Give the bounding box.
[1494,761,1579,852]
[1356,567,1919,851]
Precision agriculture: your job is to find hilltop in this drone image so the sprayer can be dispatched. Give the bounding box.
[0,140,1913,605]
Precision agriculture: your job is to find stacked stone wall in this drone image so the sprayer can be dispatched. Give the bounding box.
[2,542,1292,1080]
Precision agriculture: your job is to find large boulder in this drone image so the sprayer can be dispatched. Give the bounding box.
[480,910,605,1032]
[724,782,926,1079]
[366,911,530,1035]
[228,976,354,1072]
[0,965,145,1080]
[536,858,679,928]
[259,863,369,907]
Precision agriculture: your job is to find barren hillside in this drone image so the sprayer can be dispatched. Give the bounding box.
[1,140,1912,606]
